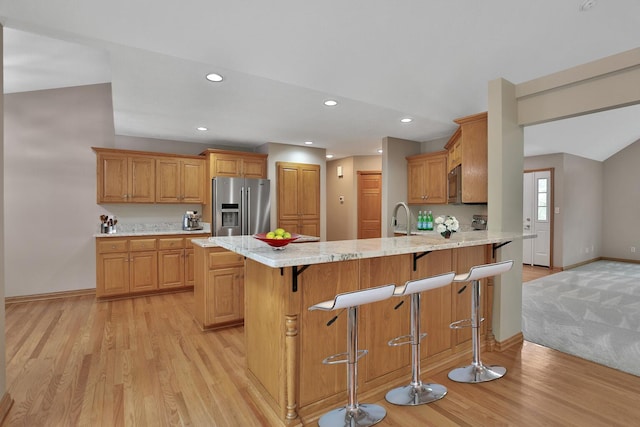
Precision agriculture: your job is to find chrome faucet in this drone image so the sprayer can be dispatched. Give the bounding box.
[391,202,412,236]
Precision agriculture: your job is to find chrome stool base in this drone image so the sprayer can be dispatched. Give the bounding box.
[318,404,386,427]
[447,363,506,383]
[385,383,447,406]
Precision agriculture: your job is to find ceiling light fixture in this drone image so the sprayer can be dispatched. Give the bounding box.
[377,149,383,154]
[305,141,313,145]
[400,118,413,123]
[326,154,334,159]
[206,73,224,82]
[324,99,338,107]
[578,0,596,11]
[196,126,208,131]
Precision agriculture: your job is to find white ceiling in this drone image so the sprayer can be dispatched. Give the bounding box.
[2,1,639,160]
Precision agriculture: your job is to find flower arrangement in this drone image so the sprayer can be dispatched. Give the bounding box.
[435,215,459,238]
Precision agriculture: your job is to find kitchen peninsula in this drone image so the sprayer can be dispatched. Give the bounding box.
[192,231,525,425]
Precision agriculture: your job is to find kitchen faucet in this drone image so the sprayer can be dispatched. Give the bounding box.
[391,202,412,236]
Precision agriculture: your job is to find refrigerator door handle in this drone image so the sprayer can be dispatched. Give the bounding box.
[246,186,251,235]
[240,186,246,235]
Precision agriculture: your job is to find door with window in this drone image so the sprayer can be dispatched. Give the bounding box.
[523,170,552,267]
[522,169,553,267]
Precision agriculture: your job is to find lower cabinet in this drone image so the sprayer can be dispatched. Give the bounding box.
[96,234,207,298]
[194,245,245,330]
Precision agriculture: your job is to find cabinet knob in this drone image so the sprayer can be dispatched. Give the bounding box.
[111,245,116,249]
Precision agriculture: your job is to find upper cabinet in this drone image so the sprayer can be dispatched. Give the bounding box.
[93,147,205,204]
[444,112,488,203]
[156,157,206,203]
[202,149,268,179]
[406,151,448,205]
[96,151,155,203]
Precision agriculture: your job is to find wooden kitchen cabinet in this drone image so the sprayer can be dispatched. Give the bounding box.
[406,150,448,205]
[156,157,206,203]
[277,162,320,236]
[194,246,245,330]
[444,112,488,203]
[95,151,155,203]
[96,237,158,296]
[96,234,208,299]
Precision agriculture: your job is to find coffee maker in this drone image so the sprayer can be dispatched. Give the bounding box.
[182,211,203,231]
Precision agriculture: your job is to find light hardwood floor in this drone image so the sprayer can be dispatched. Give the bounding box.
[5,292,640,426]
[522,264,560,282]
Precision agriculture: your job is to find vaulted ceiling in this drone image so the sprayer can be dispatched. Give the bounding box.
[2,1,639,160]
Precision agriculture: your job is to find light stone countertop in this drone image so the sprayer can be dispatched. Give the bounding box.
[192,231,532,268]
[94,222,211,238]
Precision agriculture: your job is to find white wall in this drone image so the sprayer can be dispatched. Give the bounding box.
[4,84,216,297]
[602,139,640,261]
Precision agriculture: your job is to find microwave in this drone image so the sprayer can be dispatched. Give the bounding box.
[448,165,462,204]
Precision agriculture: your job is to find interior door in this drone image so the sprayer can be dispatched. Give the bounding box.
[523,170,552,267]
[357,171,382,239]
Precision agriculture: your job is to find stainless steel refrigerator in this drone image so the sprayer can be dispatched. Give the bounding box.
[211,177,271,236]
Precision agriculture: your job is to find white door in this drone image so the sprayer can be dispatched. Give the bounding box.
[523,170,551,267]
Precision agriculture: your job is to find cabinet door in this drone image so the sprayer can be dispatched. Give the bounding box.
[242,157,267,178]
[299,220,319,237]
[130,251,158,293]
[156,158,181,202]
[98,154,128,203]
[424,154,447,204]
[158,250,185,289]
[407,159,427,204]
[277,164,301,221]
[185,248,196,287]
[212,155,243,177]
[96,252,130,296]
[299,165,320,220]
[181,159,205,203]
[451,246,486,346]
[206,266,244,324]
[129,156,155,202]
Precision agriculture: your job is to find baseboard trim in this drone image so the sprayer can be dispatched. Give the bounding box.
[600,257,640,265]
[495,332,524,352]
[0,392,14,425]
[5,288,95,305]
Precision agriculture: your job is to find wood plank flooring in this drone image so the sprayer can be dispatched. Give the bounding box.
[5,291,640,426]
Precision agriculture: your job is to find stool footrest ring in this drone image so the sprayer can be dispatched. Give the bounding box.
[322,349,368,365]
[387,332,427,347]
[449,318,484,329]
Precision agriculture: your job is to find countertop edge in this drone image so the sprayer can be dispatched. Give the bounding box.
[194,232,533,268]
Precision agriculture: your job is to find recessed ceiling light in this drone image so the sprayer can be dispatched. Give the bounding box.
[304,141,313,145]
[400,118,413,123]
[196,126,208,131]
[206,73,223,82]
[377,149,383,154]
[324,99,338,107]
[326,154,334,159]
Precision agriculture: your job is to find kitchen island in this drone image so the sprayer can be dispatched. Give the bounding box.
[192,231,525,425]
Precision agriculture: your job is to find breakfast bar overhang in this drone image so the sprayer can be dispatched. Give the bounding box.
[193,232,526,425]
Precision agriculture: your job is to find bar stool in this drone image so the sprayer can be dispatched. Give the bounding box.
[309,284,396,427]
[448,260,514,383]
[385,271,455,406]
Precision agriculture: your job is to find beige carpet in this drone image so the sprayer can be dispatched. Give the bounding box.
[522,260,640,377]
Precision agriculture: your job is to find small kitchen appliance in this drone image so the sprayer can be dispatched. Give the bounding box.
[182,211,203,231]
[471,214,488,230]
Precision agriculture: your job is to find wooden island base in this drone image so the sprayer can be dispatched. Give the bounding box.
[243,245,509,425]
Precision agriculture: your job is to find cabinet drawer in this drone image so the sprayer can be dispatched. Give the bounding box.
[130,238,157,251]
[208,251,244,269]
[158,237,184,250]
[97,239,128,254]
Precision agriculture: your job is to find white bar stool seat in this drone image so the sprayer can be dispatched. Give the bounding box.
[448,260,514,383]
[309,284,396,427]
[385,271,455,406]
